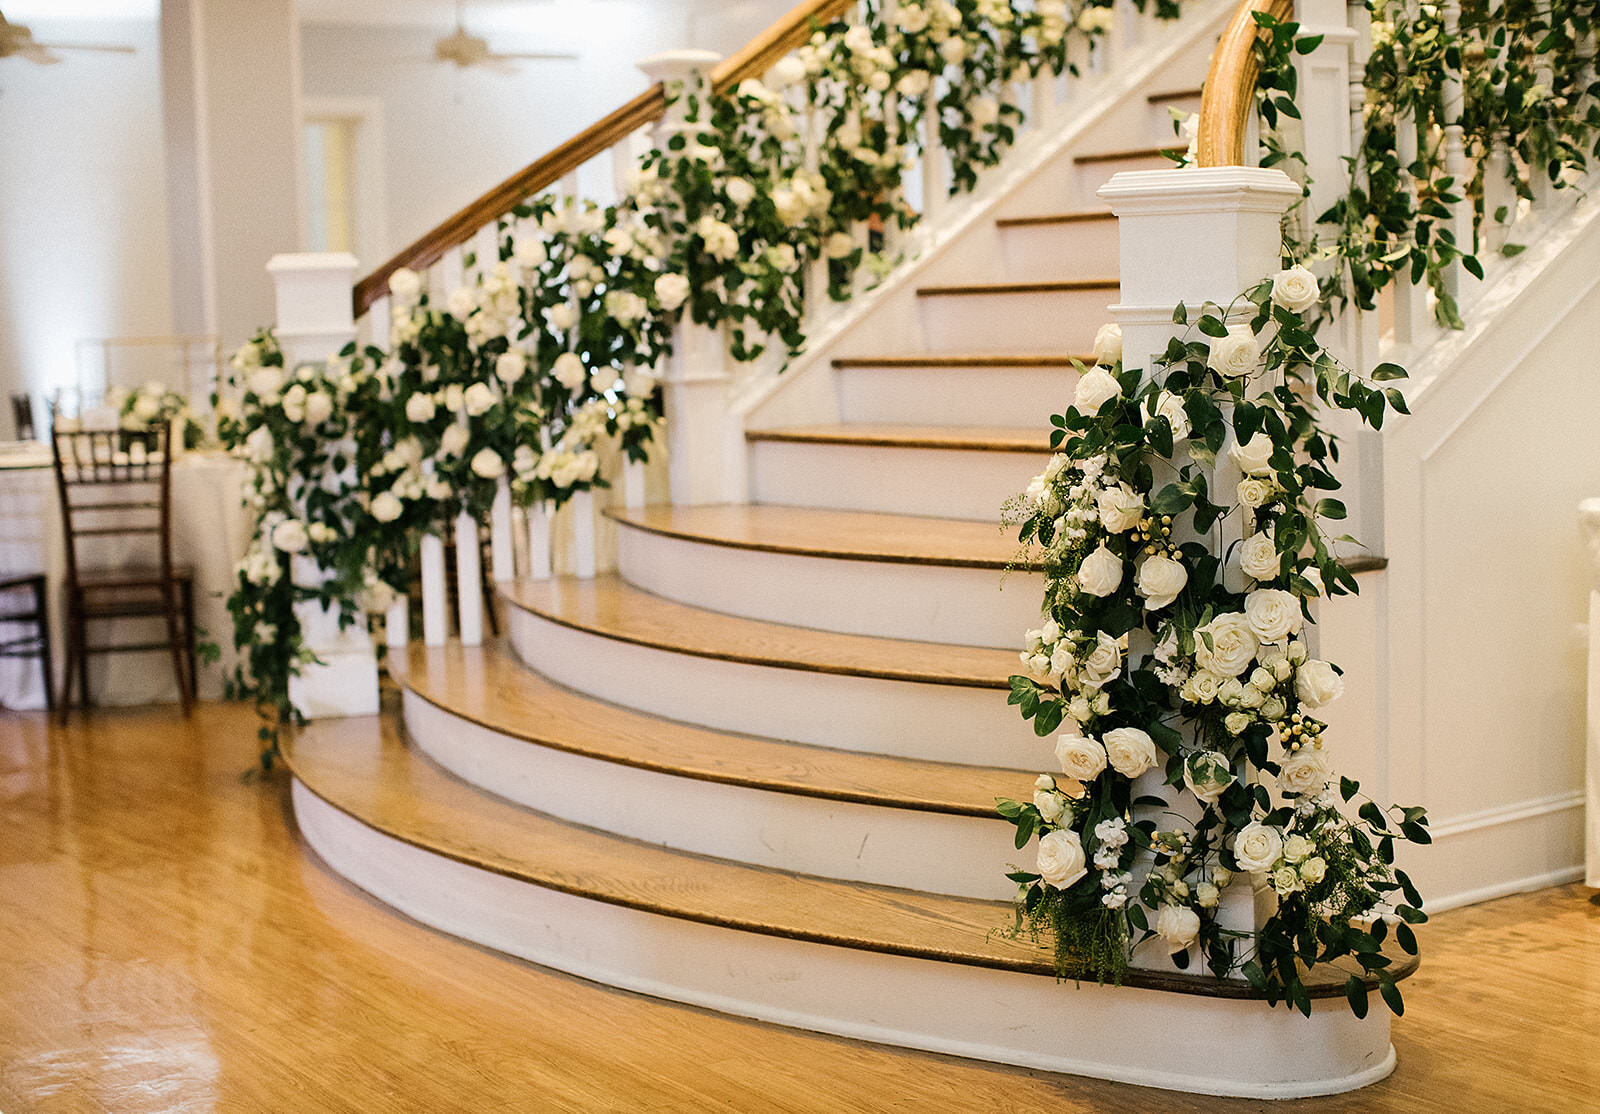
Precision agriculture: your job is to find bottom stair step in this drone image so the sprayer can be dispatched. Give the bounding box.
[285,715,1412,1099]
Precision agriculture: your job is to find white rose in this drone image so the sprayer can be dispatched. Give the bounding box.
[244,424,274,463]
[1155,904,1200,953]
[280,384,306,423]
[969,94,1000,126]
[1294,659,1344,708]
[824,231,856,259]
[939,35,967,65]
[1196,881,1220,908]
[1033,790,1065,823]
[654,273,690,311]
[1229,431,1275,476]
[1080,632,1123,686]
[1074,366,1121,416]
[1282,834,1314,864]
[470,448,505,479]
[496,351,527,385]
[512,236,547,269]
[1036,829,1088,890]
[1244,588,1302,645]
[370,492,403,523]
[724,177,756,207]
[301,391,332,426]
[1150,390,1190,441]
[1184,750,1234,804]
[132,393,163,422]
[1237,476,1275,508]
[1233,821,1284,872]
[1092,322,1122,367]
[590,368,617,394]
[1300,856,1328,884]
[1096,485,1143,533]
[1207,323,1261,379]
[405,393,437,424]
[388,267,422,304]
[1239,531,1280,581]
[440,423,470,457]
[548,303,578,331]
[1271,264,1320,314]
[553,352,587,390]
[1055,733,1108,781]
[1195,613,1259,677]
[1077,544,1124,597]
[1182,669,1222,704]
[1103,727,1158,778]
[446,286,475,319]
[1135,554,1187,610]
[897,69,931,96]
[1273,865,1303,895]
[464,382,496,417]
[271,518,309,553]
[1225,711,1253,735]
[247,366,284,399]
[770,54,807,87]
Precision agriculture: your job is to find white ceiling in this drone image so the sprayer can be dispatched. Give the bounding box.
[2,1,716,31]
[3,1,159,20]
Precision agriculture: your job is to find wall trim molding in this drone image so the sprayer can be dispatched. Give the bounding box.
[1428,790,1586,840]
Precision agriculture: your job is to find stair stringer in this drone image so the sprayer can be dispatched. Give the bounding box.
[736,0,1231,433]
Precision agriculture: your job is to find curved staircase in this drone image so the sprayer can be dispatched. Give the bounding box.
[282,74,1418,1094]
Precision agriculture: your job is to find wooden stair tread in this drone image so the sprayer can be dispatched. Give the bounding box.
[500,573,1018,688]
[831,353,1090,369]
[1147,86,1204,104]
[1074,145,1180,164]
[745,423,1054,453]
[994,210,1116,229]
[606,503,1038,570]
[916,279,1119,296]
[401,641,1031,815]
[284,715,1417,997]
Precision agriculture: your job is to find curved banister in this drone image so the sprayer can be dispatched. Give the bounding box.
[352,0,855,317]
[1195,0,1294,167]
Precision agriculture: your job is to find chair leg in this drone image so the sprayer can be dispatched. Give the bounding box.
[77,611,91,714]
[162,585,192,715]
[182,580,198,699]
[58,602,78,726]
[34,578,54,715]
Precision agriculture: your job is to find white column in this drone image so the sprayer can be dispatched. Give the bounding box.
[637,48,747,507]
[270,252,380,720]
[1581,499,1600,888]
[1099,167,1303,972]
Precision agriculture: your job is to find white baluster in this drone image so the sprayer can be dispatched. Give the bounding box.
[369,293,392,350]
[1031,70,1059,129]
[385,595,409,651]
[623,458,647,509]
[611,138,637,201]
[524,501,553,579]
[1439,0,1469,301]
[454,510,484,646]
[490,476,515,581]
[1531,0,1555,210]
[420,530,447,646]
[921,103,945,219]
[570,489,597,579]
[1390,0,1428,346]
[437,244,466,297]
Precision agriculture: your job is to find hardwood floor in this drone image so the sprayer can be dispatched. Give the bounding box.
[2,701,1597,1112]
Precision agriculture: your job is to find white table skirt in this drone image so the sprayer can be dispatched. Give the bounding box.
[0,447,252,710]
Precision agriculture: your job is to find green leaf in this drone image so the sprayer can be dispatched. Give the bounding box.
[1378,975,1405,1017]
[1172,303,1188,325]
[1198,315,1229,338]
[1345,974,1370,1018]
[1314,498,1347,520]
[1370,362,1408,382]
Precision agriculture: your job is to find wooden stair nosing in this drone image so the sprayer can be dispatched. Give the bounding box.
[744,424,1054,454]
[605,504,1041,572]
[284,715,1419,998]
[1146,87,1205,105]
[830,353,1091,369]
[1074,145,1181,165]
[499,574,1019,690]
[993,210,1116,229]
[399,642,1030,817]
[915,279,1120,297]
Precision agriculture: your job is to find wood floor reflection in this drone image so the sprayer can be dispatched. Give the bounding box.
[1,702,1596,1113]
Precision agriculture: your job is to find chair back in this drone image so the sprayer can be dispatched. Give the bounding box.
[10,393,33,440]
[50,421,177,592]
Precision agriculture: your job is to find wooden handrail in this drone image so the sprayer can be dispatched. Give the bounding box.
[1195,0,1294,167]
[352,0,855,317]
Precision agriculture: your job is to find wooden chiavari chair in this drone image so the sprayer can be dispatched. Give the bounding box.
[0,573,52,712]
[51,421,196,723]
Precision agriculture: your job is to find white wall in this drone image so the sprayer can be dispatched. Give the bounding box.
[0,17,173,429]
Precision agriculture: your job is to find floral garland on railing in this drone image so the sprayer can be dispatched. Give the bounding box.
[218,0,1188,762]
[999,271,1428,1018]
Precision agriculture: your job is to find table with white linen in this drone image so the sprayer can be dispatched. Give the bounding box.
[0,444,252,709]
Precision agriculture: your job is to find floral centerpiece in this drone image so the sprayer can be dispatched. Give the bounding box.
[109,381,206,450]
[999,269,1429,1019]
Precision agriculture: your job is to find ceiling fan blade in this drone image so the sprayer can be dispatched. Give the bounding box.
[20,43,61,65]
[33,41,136,54]
[486,51,577,61]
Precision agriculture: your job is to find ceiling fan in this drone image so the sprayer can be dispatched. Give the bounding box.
[0,9,135,66]
[433,1,574,71]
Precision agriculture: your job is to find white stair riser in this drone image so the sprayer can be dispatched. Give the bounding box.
[403,691,1019,900]
[295,781,1398,1100]
[615,524,1042,649]
[918,289,1114,353]
[997,221,1120,282]
[506,605,1045,767]
[836,364,1078,428]
[1077,155,1174,202]
[749,440,1047,521]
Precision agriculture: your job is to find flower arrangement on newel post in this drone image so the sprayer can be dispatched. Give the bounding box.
[1000,267,1430,1019]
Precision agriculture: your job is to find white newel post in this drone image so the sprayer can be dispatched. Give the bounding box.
[1099,168,1303,972]
[638,48,749,506]
[1580,500,1600,888]
[267,252,381,719]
